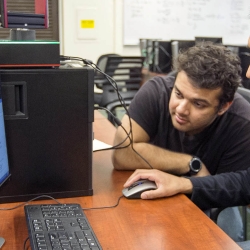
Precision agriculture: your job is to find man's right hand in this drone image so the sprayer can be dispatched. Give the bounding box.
[123,169,194,199]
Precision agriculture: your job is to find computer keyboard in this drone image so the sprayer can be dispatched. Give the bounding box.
[24,203,102,250]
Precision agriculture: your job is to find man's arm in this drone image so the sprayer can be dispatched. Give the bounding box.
[124,168,250,210]
[189,169,250,210]
[112,114,209,176]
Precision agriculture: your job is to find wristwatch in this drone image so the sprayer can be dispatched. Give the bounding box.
[189,156,202,175]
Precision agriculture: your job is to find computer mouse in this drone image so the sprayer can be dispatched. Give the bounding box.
[0,237,5,248]
[122,179,157,199]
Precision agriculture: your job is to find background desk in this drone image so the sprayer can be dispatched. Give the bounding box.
[0,111,241,250]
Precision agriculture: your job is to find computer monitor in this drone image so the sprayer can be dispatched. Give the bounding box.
[171,40,195,65]
[178,40,196,50]
[195,37,223,45]
[0,85,10,188]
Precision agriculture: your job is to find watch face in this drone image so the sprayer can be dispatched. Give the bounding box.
[191,158,201,171]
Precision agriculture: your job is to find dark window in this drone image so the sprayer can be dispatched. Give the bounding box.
[0,0,59,41]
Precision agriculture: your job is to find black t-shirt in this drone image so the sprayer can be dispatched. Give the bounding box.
[129,75,250,174]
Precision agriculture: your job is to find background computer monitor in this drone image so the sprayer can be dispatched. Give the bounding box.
[150,40,172,73]
[195,37,223,45]
[171,40,195,66]
[139,38,161,69]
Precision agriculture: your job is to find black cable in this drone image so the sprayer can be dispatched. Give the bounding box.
[82,195,124,211]
[60,55,154,169]
[94,106,132,151]
[94,106,122,126]
[61,55,130,119]
[94,106,153,168]
[0,195,125,212]
[88,58,153,168]
[0,195,62,211]
[116,114,153,169]
[23,237,29,250]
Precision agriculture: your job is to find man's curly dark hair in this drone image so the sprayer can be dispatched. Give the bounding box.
[173,43,242,108]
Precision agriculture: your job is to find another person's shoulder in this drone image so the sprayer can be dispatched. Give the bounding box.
[230,92,250,122]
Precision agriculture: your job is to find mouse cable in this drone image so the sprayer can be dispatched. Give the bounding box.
[0,194,125,212]
[23,237,29,250]
[60,55,153,169]
[0,195,62,211]
[81,195,124,211]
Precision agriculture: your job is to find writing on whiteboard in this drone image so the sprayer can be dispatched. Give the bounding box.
[124,0,250,45]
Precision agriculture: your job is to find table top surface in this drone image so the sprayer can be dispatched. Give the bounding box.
[0,111,241,250]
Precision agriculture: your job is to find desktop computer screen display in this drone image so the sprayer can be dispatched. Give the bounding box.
[171,40,195,51]
[0,89,10,187]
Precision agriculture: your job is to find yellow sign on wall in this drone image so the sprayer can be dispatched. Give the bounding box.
[81,20,95,29]
[76,7,97,40]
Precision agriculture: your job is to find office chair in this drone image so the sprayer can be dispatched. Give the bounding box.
[237,86,250,103]
[95,53,120,80]
[95,55,145,125]
[94,53,121,105]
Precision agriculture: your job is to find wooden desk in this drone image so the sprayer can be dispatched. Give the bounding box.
[0,111,241,250]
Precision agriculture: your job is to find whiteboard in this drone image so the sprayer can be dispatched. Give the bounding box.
[123,0,250,46]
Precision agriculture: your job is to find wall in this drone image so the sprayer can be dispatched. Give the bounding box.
[59,0,249,64]
[59,0,140,64]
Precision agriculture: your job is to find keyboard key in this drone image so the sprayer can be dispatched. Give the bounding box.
[37,247,48,250]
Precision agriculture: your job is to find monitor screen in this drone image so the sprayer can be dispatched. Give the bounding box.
[0,89,10,187]
[171,39,195,53]
[195,37,223,45]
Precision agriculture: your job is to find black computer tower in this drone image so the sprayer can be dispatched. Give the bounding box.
[150,40,172,74]
[0,67,94,203]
